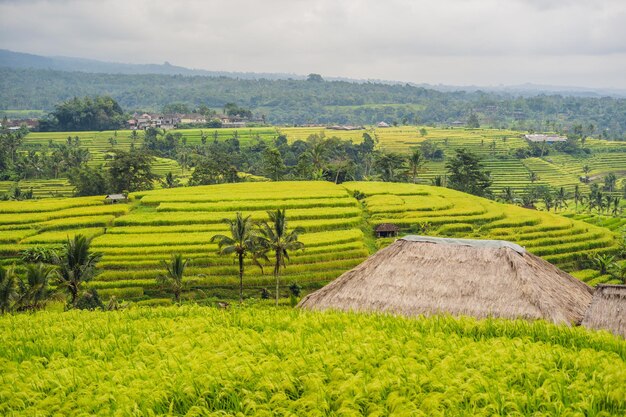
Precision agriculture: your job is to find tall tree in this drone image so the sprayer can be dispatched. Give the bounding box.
[603,172,617,192]
[262,147,286,181]
[107,149,157,192]
[157,254,190,304]
[257,209,304,306]
[374,152,406,182]
[40,96,126,131]
[445,149,492,197]
[407,149,425,183]
[54,234,102,307]
[211,213,263,303]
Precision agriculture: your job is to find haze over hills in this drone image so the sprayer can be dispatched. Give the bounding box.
[2,49,625,98]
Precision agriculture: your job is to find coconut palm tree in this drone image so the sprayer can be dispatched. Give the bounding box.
[407,149,425,183]
[500,187,517,204]
[0,265,17,314]
[157,253,190,304]
[16,263,56,311]
[555,187,568,212]
[257,209,305,306]
[573,184,583,212]
[54,234,102,307]
[211,213,263,303]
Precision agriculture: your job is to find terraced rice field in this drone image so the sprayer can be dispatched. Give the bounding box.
[375,126,526,155]
[278,126,368,142]
[15,127,626,198]
[0,178,74,198]
[344,182,620,275]
[0,182,369,300]
[0,181,621,301]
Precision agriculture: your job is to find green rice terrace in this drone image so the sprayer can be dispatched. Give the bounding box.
[1,305,625,416]
[0,181,622,303]
[3,126,626,198]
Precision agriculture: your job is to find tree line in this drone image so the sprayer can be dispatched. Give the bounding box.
[3,67,626,137]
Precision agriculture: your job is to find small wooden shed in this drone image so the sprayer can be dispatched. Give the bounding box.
[104,193,128,204]
[374,223,399,238]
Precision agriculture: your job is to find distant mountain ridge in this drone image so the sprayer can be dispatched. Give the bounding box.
[2,48,625,98]
[0,49,304,80]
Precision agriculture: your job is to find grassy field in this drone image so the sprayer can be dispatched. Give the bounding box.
[0,181,621,302]
[1,305,624,416]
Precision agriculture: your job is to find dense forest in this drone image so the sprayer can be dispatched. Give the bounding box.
[1,67,626,137]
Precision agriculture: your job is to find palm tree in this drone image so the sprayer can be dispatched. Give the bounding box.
[593,254,615,275]
[54,234,103,307]
[407,149,425,183]
[211,213,263,303]
[0,266,17,314]
[528,171,539,184]
[16,263,56,311]
[610,196,622,217]
[257,209,305,306]
[500,187,517,204]
[555,187,568,212]
[573,184,583,212]
[603,172,617,192]
[157,253,190,304]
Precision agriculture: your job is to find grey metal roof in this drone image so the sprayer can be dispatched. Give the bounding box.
[401,235,526,254]
[105,194,127,199]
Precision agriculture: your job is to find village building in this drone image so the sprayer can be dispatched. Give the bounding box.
[524,134,568,143]
[299,235,594,326]
[179,114,208,124]
[377,121,390,128]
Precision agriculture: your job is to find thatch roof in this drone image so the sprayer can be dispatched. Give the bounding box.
[375,223,400,232]
[582,285,626,338]
[298,236,594,325]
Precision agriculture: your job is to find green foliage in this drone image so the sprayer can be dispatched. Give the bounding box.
[54,234,103,306]
[0,265,17,314]
[0,306,624,415]
[262,147,286,181]
[156,253,190,304]
[68,165,107,196]
[39,96,125,131]
[74,288,104,310]
[8,67,626,136]
[107,148,157,192]
[446,149,492,197]
[467,112,480,128]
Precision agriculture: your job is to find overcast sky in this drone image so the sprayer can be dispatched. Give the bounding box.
[1,0,625,89]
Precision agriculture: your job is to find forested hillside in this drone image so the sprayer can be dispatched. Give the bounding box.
[2,67,626,136]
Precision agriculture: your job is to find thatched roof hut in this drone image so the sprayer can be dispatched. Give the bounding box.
[299,236,594,325]
[581,285,625,338]
[374,223,400,238]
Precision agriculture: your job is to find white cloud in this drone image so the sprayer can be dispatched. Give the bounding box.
[1,0,625,88]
